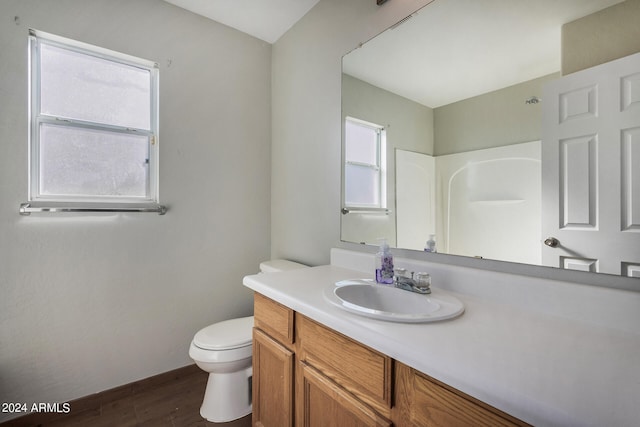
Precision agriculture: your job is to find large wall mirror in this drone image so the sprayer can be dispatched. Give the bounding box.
[341,0,640,279]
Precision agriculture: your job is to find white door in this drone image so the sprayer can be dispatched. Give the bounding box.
[395,149,435,251]
[541,52,640,277]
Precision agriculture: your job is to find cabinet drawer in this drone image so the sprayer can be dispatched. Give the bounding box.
[254,293,294,346]
[296,314,392,417]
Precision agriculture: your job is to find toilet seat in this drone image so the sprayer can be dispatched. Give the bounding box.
[193,316,253,351]
[189,341,252,364]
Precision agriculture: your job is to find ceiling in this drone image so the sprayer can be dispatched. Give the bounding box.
[163,0,321,44]
[343,0,624,108]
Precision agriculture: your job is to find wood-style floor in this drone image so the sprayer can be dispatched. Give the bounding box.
[0,365,251,427]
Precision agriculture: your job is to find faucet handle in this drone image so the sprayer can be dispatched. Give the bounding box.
[414,272,431,293]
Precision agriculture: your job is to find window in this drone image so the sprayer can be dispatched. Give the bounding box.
[28,30,159,207]
[343,117,386,210]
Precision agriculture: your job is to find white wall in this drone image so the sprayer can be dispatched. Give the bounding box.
[0,0,271,421]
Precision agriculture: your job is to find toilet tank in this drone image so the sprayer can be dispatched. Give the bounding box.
[259,259,307,273]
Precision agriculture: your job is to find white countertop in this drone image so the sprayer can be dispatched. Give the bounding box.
[243,264,640,427]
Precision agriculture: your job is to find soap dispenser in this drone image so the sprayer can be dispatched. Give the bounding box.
[375,238,394,284]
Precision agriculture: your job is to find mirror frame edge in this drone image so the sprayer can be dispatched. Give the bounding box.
[336,241,639,292]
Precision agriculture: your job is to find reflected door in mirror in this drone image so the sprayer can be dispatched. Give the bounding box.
[542,52,640,276]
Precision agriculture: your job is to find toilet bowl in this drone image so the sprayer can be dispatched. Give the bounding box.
[189,259,307,422]
[189,316,254,422]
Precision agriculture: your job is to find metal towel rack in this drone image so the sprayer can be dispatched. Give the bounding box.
[19,203,167,216]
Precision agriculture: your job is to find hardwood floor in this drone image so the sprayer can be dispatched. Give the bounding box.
[0,365,252,427]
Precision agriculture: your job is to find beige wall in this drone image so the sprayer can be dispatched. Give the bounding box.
[433,73,558,156]
[0,0,271,421]
[562,0,640,74]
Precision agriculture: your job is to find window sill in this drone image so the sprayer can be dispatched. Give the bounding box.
[19,202,167,216]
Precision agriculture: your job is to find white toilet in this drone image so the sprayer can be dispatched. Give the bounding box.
[189,259,307,422]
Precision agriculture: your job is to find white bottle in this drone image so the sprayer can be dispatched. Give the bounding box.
[424,234,437,253]
[375,238,394,284]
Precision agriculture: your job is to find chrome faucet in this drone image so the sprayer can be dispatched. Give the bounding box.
[393,270,431,294]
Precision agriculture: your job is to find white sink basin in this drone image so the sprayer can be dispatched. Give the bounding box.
[325,280,464,323]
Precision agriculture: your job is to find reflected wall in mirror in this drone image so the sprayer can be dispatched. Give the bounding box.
[341,0,640,278]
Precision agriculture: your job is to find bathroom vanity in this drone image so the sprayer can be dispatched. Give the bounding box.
[251,292,525,426]
[243,250,640,426]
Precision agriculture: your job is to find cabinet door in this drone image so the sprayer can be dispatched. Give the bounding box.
[253,328,294,427]
[394,363,528,427]
[300,362,391,427]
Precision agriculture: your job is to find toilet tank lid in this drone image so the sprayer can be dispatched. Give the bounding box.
[193,316,254,351]
[260,259,308,273]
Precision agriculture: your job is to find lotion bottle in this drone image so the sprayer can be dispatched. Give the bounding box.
[375,238,394,284]
[424,234,437,253]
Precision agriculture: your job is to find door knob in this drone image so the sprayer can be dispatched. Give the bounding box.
[544,237,559,248]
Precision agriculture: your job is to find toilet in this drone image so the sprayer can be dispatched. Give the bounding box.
[189,259,307,422]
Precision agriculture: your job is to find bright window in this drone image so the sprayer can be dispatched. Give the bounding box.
[28,30,159,205]
[343,117,386,209]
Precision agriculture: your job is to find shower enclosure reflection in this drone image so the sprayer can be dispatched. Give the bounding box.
[396,141,541,265]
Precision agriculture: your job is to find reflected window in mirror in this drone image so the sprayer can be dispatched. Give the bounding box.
[343,117,387,211]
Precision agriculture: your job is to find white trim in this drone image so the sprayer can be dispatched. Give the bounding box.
[29,29,158,70]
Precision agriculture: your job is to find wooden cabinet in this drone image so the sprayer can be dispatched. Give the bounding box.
[253,293,529,427]
[253,293,390,427]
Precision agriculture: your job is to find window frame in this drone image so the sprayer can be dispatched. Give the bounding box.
[343,116,387,211]
[27,29,160,206]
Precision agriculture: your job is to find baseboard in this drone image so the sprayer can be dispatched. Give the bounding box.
[0,364,200,427]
